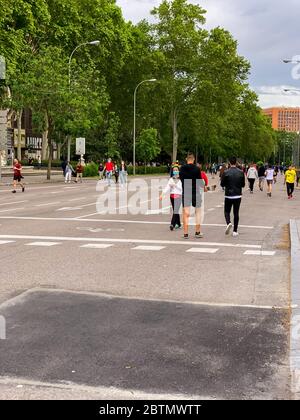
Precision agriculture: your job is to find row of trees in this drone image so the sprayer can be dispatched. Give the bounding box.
[0,0,276,178]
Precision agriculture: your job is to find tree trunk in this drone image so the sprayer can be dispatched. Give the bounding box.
[41,111,49,160]
[17,109,23,161]
[57,143,62,161]
[47,139,53,181]
[171,108,178,162]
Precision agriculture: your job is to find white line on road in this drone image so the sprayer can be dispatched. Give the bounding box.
[35,202,61,208]
[0,240,15,245]
[132,246,166,251]
[187,248,219,254]
[244,250,276,256]
[80,244,114,249]
[26,242,61,247]
[0,234,262,249]
[0,208,25,213]
[0,216,275,230]
[0,201,27,207]
[68,197,87,202]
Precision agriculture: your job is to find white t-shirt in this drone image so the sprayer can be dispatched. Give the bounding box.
[163,178,183,196]
[265,169,274,181]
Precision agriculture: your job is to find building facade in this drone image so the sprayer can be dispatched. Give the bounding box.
[262,107,300,133]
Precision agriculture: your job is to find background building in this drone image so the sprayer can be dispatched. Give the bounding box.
[263,107,300,133]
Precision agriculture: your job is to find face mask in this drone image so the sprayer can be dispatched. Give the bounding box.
[173,172,179,177]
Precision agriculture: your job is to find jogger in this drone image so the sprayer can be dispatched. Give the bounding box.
[12,159,25,193]
[285,165,297,199]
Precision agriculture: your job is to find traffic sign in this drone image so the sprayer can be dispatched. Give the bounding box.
[76,138,85,155]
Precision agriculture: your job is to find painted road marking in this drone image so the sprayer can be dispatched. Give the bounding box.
[76,227,125,233]
[26,242,61,247]
[132,246,166,251]
[35,202,61,208]
[0,240,15,245]
[80,244,114,249]
[0,208,25,213]
[0,201,27,207]
[57,207,83,211]
[0,216,275,230]
[244,250,276,256]
[68,197,87,202]
[0,234,262,249]
[187,248,219,254]
[146,207,171,215]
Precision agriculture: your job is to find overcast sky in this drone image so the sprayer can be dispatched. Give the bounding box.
[116,0,300,108]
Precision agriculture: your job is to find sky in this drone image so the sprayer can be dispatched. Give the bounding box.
[116,0,300,108]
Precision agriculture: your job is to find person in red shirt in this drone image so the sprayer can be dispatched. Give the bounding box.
[12,159,25,193]
[105,158,114,186]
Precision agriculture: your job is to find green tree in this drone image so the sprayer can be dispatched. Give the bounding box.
[136,128,161,171]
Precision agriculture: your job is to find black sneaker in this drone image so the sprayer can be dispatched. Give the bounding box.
[12,190,16,194]
[195,232,204,238]
[183,234,189,239]
[170,225,174,231]
[22,187,25,192]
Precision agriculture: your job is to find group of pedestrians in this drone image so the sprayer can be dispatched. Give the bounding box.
[99,159,128,187]
[162,155,299,239]
[62,160,85,184]
[244,162,298,199]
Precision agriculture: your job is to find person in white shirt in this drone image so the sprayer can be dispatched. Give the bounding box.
[265,165,275,197]
[247,164,258,194]
[160,167,182,231]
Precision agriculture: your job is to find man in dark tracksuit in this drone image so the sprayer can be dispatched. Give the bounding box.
[221,157,245,237]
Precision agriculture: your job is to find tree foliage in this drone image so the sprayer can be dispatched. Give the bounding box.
[0,0,276,176]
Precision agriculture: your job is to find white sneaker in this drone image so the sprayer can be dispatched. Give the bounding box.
[225,223,233,235]
[232,232,239,237]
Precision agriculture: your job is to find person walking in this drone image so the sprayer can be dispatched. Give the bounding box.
[12,159,25,193]
[221,157,245,237]
[265,165,275,197]
[119,161,128,187]
[258,163,266,191]
[114,164,119,184]
[179,153,203,239]
[61,159,67,178]
[247,163,258,194]
[160,167,182,231]
[285,165,297,199]
[76,160,84,183]
[219,164,227,191]
[105,158,114,186]
[98,162,104,180]
[65,161,74,184]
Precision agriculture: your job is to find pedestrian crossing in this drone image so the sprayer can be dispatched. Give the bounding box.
[0,239,277,256]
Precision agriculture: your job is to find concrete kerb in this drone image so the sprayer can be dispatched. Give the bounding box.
[290,219,300,398]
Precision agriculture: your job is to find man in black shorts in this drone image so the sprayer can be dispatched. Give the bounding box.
[12,159,25,193]
[180,153,203,239]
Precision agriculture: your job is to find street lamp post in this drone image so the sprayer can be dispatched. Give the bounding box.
[67,40,100,161]
[133,79,157,176]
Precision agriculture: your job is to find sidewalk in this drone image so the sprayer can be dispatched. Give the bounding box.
[290,219,300,399]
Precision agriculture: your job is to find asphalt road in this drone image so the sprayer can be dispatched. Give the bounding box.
[0,174,298,399]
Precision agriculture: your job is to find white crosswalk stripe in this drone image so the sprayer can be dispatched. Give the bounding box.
[80,244,114,249]
[132,246,166,251]
[186,248,219,254]
[26,242,61,247]
[244,250,276,256]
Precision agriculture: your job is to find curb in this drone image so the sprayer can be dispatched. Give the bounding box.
[290,219,300,398]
